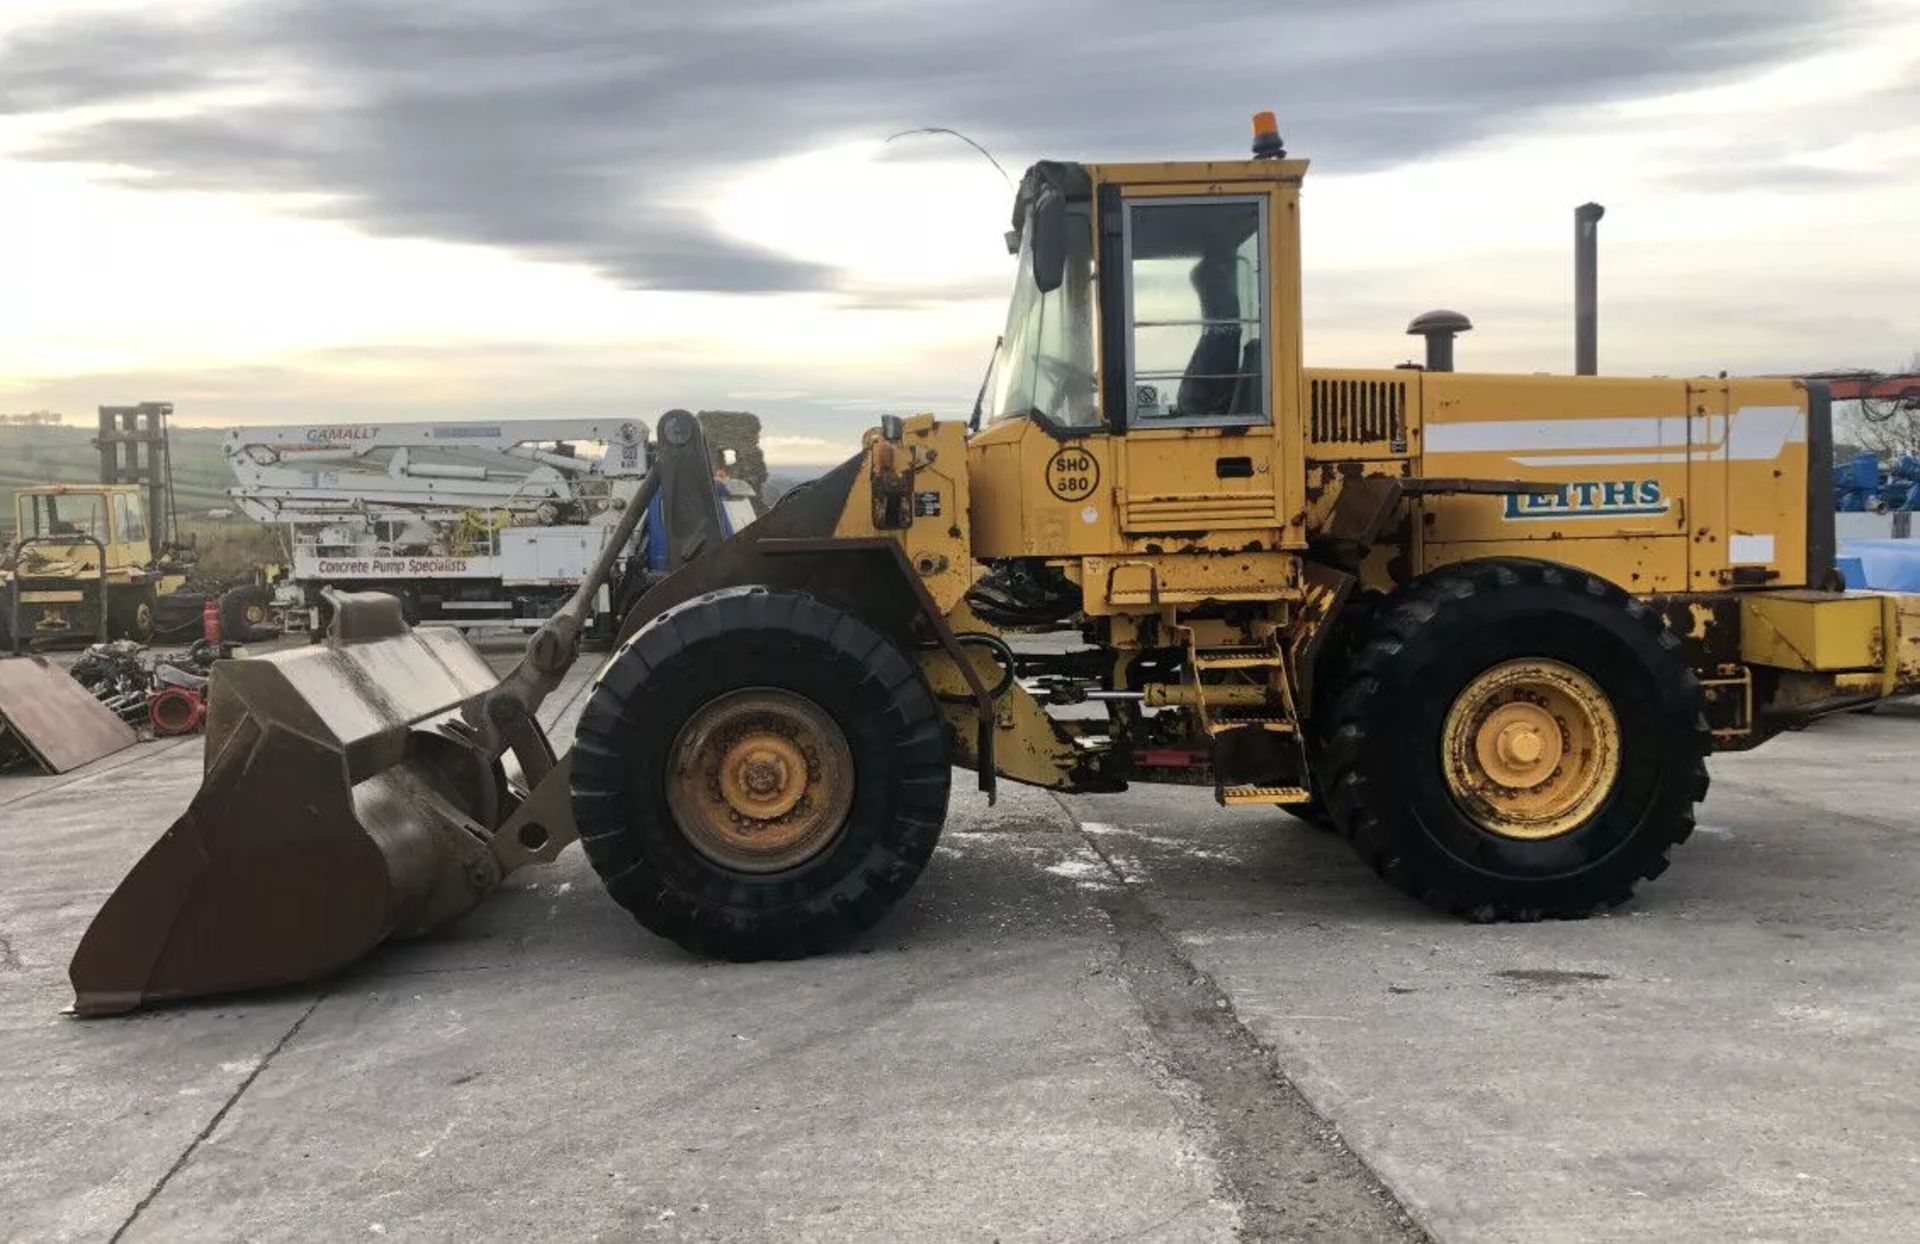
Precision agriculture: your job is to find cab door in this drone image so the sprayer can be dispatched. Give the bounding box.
[109,492,151,569]
[1105,185,1299,548]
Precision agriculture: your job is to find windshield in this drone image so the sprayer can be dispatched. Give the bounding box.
[989,211,1098,429]
[24,492,107,542]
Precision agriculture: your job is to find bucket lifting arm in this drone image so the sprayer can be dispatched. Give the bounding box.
[462,464,655,761]
[458,410,722,874]
[471,409,718,753]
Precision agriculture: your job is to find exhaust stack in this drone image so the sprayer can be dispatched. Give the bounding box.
[1575,202,1604,375]
[1407,309,1472,373]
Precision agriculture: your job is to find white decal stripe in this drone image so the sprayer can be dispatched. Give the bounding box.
[1511,452,1691,467]
[1426,404,1804,465]
[1725,405,1801,460]
[1424,416,1684,454]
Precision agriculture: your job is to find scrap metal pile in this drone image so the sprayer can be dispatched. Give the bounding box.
[68,641,219,736]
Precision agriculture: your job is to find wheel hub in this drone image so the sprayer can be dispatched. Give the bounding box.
[1480,703,1561,787]
[1441,659,1619,840]
[667,689,855,873]
[720,733,808,819]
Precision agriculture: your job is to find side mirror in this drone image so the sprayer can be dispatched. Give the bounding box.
[1031,186,1066,294]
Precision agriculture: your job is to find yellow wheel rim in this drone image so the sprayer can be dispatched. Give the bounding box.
[1441,659,1619,840]
[666,688,854,873]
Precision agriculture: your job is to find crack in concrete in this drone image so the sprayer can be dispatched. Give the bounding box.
[108,993,326,1243]
[75,651,593,1241]
[1065,805,1426,1243]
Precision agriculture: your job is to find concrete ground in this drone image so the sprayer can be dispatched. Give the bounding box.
[2,641,1917,1241]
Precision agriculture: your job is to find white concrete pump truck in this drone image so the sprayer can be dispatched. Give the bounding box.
[224,418,758,636]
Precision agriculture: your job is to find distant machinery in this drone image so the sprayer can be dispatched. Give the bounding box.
[1835,452,1920,514]
[224,417,758,635]
[1821,373,1920,590]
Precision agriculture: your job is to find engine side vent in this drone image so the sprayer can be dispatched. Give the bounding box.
[1309,377,1407,446]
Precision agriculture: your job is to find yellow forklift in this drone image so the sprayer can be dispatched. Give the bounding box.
[2,482,190,648]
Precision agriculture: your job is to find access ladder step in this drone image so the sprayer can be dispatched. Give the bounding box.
[1192,645,1282,670]
[1218,784,1314,807]
[1207,710,1298,733]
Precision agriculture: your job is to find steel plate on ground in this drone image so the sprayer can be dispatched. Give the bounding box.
[0,655,138,774]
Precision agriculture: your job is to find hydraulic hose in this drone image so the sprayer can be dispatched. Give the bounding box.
[954,632,1018,699]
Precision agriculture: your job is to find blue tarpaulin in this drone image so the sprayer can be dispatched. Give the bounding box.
[1837,539,1920,592]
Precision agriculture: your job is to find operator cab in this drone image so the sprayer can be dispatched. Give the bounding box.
[989,169,1270,432]
[969,116,1309,560]
[14,485,149,564]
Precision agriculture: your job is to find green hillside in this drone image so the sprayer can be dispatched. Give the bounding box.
[0,424,232,535]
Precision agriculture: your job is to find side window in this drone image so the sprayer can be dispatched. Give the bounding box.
[114,494,148,544]
[1126,198,1267,425]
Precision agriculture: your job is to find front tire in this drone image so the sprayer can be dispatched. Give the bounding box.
[1321,559,1708,920]
[109,587,156,643]
[572,586,951,959]
[1279,792,1336,833]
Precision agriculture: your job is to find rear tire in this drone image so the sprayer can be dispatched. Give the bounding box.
[1320,558,1708,920]
[572,586,951,959]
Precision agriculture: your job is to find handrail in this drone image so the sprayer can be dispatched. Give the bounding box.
[10,534,110,652]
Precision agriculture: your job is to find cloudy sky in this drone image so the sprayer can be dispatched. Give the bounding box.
[2,0,1916,462]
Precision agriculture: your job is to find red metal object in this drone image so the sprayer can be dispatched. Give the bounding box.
[147,685,206,736]
[200,598,223,647]
[1801,372,1920,404]
[1137,746,1210,769]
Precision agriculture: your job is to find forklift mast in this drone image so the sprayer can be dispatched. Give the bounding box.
[95,402,176,557]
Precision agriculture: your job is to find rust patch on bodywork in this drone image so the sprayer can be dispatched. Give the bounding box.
[1324,474,1402,546]
[1648,594,1742,670]
[1286,562,1356,707]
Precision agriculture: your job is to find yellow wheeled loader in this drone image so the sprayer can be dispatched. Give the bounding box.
[70,116,1920,1015]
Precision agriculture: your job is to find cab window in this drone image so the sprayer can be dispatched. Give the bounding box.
[113,493,148,544]
[1125,197,1267,426]
[27,493,107,541]
[989,206,1099,430]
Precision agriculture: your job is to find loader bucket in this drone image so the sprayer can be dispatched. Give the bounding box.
[68,594,550,1016]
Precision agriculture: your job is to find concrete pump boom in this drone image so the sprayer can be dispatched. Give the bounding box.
[223,418,651,523]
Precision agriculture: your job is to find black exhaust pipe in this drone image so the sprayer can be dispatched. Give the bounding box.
[1575,202,1604,376]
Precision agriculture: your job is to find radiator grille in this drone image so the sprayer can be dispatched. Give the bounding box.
[1309,377,1407,445]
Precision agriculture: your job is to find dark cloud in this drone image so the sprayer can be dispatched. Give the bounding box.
[0,0,1864,292]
